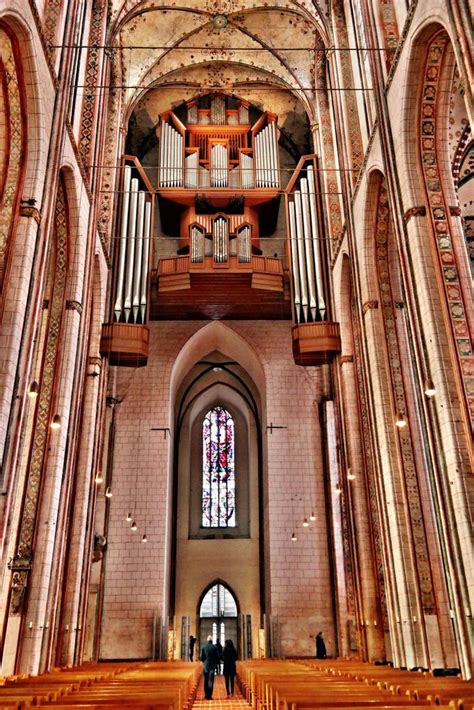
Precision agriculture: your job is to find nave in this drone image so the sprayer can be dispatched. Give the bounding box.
[0,659,473,710]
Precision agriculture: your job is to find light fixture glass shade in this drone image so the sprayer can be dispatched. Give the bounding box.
[141,534,148,543]
[347,469,356,481]
[309,511,316,521]
[105,486,112,498]
[335,486,342,495]
[131,521,137,531]
[395,412,407,428]
[423,378,436,398]
[28,381,39,398]
[302,517,309,527]
[95,473,103,484]
[50,414,61,429]
[126,511,132,522]
[291,532,297,541]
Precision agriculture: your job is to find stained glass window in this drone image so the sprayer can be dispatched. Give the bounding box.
[202,407,236,527]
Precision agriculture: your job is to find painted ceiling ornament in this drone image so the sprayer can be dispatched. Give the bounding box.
[213,13,228,29]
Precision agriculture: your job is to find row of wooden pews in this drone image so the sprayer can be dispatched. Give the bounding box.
[237,659,474,710]
[303,660,474,709]
[0,661,201,709]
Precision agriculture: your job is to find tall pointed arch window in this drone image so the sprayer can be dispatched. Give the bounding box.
[202,406,236,527]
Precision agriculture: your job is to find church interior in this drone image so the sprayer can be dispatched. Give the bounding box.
[0,0,472,694]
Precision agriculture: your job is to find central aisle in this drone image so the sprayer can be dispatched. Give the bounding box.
[193,673,249,707]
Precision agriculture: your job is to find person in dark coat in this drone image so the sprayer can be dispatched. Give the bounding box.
[200,635,220,699]
[222,639,238,696]
[189,635,196,661]
[215,638,223,674]
[315,631,327,659]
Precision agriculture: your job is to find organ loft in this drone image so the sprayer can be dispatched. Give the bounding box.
[101,93,340,367]
[0,0,472,687]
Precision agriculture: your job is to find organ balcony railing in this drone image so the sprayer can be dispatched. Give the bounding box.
[158,110,280,193]
[156,218,285,293]
[100,156,155,366]
[285,155,341,365]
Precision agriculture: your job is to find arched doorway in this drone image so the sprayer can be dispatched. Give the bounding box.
[198,582,238,653]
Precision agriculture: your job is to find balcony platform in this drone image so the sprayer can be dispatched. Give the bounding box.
[292,322,341,366]
[100,323,150,367]
[150,255,291,320]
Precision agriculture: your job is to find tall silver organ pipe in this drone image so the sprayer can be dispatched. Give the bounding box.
[132,191,146,322]
[239,104,249,124]
[185,151,198,188]
[191,226,204,263]
[307,165,326,317]
[213,217,228,263]
[211,144,228,187]
[211,95,226,125]
[288,168,326,324]
[114,165,131,321]
[238,226,251,263]
[240,153,254,188]
[123,177,139,322]
[114,165,152,324]
[140,201,151,323]
[159,120,183,187]
[254,122,279,188]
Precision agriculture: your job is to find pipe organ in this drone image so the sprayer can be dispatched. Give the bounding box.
[158,95,279,191]
[100,157,155,367]
[286,156,341,365]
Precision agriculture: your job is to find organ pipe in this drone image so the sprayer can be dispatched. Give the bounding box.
[160,120,184,187]
[140,201,151,322]
[307,165,326,317]
[288,202,301,319]
[113,163,153,325]
[294,190,309,322]
[238,226,251,263]
[300,178,317,319]
[213,218,228,263]
[114,165,131,321]
[123,177,139,322]
[191,226,204,263]
[287,159,328,324]
[132,191,146,322]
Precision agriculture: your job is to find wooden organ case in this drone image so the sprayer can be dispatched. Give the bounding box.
[100,98,340,367]
[152,94,290,321]
[285,156,341,365]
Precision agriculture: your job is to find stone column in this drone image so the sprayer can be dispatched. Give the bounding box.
[16,305,82,674]
[340,356,385,661]
[59,356,105,665]
[363,303,427,668]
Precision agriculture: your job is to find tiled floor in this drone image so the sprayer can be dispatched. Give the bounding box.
[193,674,249,707]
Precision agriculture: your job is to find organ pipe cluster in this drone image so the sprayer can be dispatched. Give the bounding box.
[287,164,326,324]
[254,121,279,188]
[159,110,279,190]
[190,220,252,265]
[113,165,152,324]
[160,121,184,187]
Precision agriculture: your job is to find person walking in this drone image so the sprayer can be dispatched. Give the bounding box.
[222,639,238,697]
[189,635,196,662]
[315,631,327,659]
[200,635,220,699]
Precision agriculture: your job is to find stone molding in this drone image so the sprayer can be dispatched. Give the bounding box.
[66,300,83,315]
[19,205,41,224]
[362,300,378,315]
[403,206,426,223]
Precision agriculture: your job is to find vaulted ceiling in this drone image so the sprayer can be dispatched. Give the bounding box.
[109,1,332,120]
